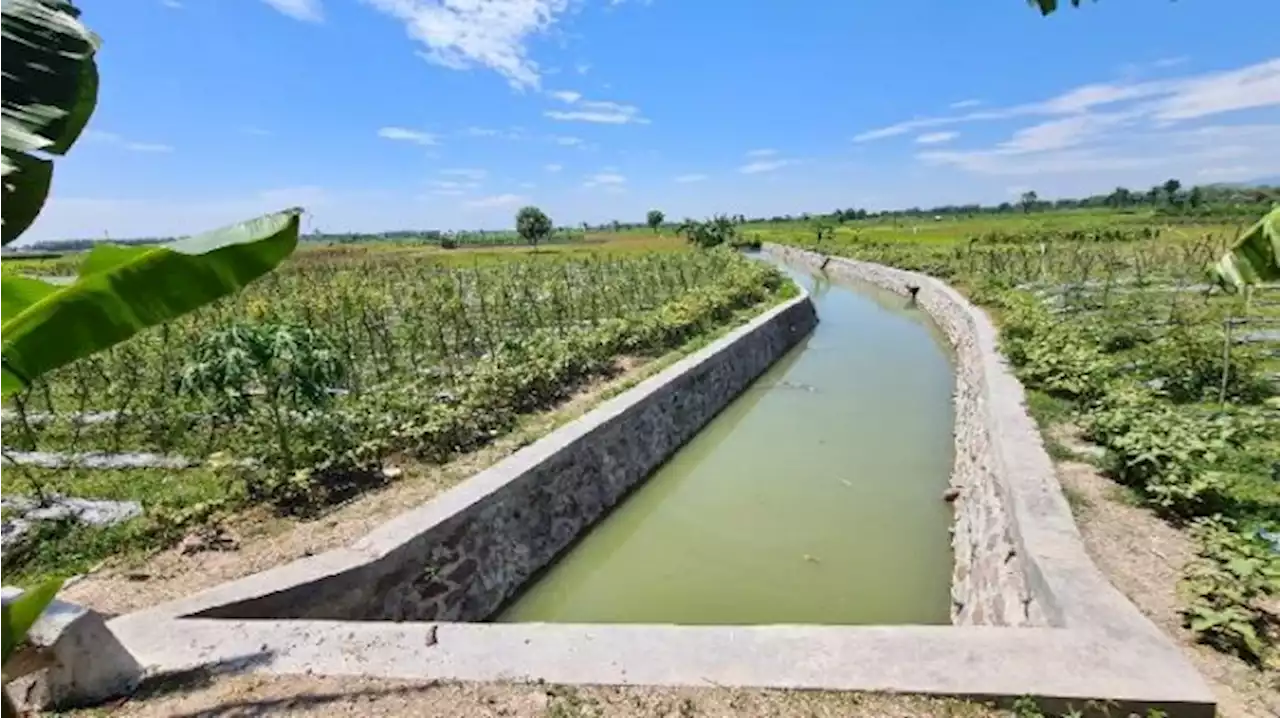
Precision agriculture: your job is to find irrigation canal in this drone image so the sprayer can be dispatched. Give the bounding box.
[497,255,956,625]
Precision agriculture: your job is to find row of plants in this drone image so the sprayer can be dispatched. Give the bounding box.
[3,249,791,582]
[966,226,1164,245]
[994,289,1279,665]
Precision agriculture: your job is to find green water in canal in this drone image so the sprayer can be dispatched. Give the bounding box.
[496,258,956,625]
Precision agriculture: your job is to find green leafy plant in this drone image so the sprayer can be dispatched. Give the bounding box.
[1210,207,1280,293]
[1182,519,1280,663]
[0,5,302,708]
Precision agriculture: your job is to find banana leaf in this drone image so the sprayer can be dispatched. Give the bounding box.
[2,0,100,245]
[1,208,302,396]
[0,575,61,675]
[1210,207,1280,294]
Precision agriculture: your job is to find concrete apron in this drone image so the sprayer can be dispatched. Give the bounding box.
[102,257,1215,716]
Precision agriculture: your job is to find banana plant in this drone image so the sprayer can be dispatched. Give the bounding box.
[0,2,301,708]
[1210,207,1280,294]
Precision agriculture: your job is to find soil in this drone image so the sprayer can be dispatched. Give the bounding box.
[83,675,1008,718]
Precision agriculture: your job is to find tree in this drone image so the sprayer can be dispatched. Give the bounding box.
[1188,186,1204,210]
[811,217,834,244]
[1019,190,1039,214]
[1028,0,1090,15]
[1107,187,1132,208]
[646,209,665,234]
[1162,178,1182,206]
[515,206,552,247]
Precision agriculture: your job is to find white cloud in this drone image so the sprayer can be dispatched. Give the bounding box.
[377,126,438,145]
[949,99,981,109]
[583,172,626,188]
[441,168,488,180]
[745,148,777,157]
[161,0,182,8]
[262,0,323,23]
[1150,58,1280,121]
[674,173,708,183]
[242,126,273,136]
[1197,165,1257,180]
[544,92,649,124]
[915,131,958,145]
[430,179,479,190]
[363,0,572,89]
[431,188,466,197]
[82,130,174,153]
[552,135,583,146]
[852,58,1280,144]
[544,163,563,172]
[739,159,793,174]
[465,193,528,209]
[575,62,591,75]
[123,142,175,153]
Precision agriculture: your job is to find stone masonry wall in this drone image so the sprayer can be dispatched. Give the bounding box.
[764,245,1047,627]
[195,294,817,623]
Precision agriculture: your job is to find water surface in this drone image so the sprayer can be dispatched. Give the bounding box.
[497,257,955,625]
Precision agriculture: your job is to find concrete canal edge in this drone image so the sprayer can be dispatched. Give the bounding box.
[33,257,1214,715]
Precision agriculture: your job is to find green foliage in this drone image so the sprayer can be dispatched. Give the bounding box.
[646,209,665,233]
[1,209,303,398]
[1,579,62,667]
[515,206,553,247]
[1211,207,1280,293]
[1182,519,1280,664]
[1,0,99,244]
[677,215,738,249]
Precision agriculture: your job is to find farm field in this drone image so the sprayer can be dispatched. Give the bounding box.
[1,243,793,586]
[767,212,1280,677]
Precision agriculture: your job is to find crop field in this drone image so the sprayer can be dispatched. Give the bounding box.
[768,215,1280,665]
[1,245,790,583]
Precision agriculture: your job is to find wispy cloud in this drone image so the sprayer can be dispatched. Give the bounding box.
[949,99,982,109]
[242,126,273,137]
[583,172,626,188]
[674,173,708,183]
[377,126,438,145]
[745,148,777,157]
[739,159,794,174]
[441,168,487,180]
[915,131,958,145]
[364,0,571,90]
[262,0,323,23]
[83,130,174,153]
[575,62,591,75]
[430,179,480,190]
[552,135,584,146]
[160,0,183,8]
[124,142,175,153]
[465,193,528,209]
[854,58,1280,144]
[546,90,649,124]
[544,163,563,172]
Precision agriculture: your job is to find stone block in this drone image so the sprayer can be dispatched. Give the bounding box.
[2,587,143,711]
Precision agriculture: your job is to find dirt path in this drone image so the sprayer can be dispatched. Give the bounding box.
[1052,429,1280,718]
[62,358,651,618]
[86,675,1007,718]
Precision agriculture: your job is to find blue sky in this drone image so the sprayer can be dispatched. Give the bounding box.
[24,0,1280,241]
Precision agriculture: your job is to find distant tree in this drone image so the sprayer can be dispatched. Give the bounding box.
[1019,190,1039,214]
[646,209,665,233]
[610,219,621,233]
[1162,178,1183,206]
[1146,185,1162,205]
[811,217,835,244]
[516,206,553,248]
[1107,186,1132,208]
[1187,186,1204,210]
